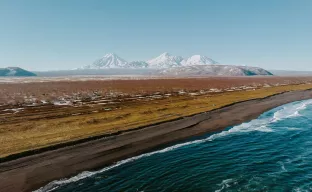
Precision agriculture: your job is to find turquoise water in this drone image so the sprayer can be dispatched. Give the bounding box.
[38,99,312,192]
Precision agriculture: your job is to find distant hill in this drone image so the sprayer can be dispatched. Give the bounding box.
[0,67,37,77]
[156,65,273,77]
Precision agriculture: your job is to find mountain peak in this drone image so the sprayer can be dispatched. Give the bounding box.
[159,52,171,57]
[190,55,201,59]
[182,55,218,66]
[83,53,128,69]
[104,53,118,57]
[147,53,184,68]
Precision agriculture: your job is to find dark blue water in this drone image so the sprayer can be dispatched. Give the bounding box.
[37,99,312,192]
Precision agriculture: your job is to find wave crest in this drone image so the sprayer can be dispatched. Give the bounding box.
[273,99,312,122]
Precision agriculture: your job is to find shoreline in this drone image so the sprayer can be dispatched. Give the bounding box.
[0,92,285,164]
[1,89,312,192]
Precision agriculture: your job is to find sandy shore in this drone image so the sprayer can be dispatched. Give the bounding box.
[1,89,312,192]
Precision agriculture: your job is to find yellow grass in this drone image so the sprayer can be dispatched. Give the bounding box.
[1,84,312,158]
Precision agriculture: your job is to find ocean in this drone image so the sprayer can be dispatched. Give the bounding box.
[37,99,312,192]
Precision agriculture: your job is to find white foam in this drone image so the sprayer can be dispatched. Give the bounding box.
[278,161,287,172]
[34,99,312,192]
[286,127,302,131]
[272,99,312,122]
[215,178,237,192]
[293,187,311,192]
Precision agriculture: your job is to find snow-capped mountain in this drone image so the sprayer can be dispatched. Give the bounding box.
[147,52,184,68]
[181,55,218,66]
[146,53,218,68]
[157,65,273,76]
[82,53,149,69]
[80,52,273,76]
[82,52,218,69]
[83,53,129,69]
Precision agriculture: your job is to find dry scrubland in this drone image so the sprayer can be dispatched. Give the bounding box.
[1,76,312,158]
[1,76,312,106]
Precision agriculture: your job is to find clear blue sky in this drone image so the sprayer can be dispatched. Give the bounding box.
[0,0,311,71]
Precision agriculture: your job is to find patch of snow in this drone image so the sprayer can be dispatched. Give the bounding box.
[3,108,24,113]
[53,101,72,106]
[189,92,200,96]
[72,113,82,116]
[41,100,48,104]
[6,68,17,76]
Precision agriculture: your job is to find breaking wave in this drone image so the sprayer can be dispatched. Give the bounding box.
[273,99,312,122]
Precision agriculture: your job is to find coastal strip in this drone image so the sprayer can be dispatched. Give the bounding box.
[1,89,312,192]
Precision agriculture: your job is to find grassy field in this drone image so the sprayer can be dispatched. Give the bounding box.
[1,83,312,158]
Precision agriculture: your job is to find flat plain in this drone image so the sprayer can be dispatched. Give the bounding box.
[1,76,312,158]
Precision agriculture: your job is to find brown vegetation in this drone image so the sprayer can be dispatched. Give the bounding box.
[1,76,312,106]
[1,77,312,158]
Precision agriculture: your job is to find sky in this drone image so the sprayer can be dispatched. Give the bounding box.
[0,0,311,71]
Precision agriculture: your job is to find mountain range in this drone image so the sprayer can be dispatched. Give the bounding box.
[81,52,218,69]
[79,52,273,76]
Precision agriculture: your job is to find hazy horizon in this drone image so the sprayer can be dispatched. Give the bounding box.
[1,0,311,71]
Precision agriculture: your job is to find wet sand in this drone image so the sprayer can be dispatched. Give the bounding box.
[1,89,312,192]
